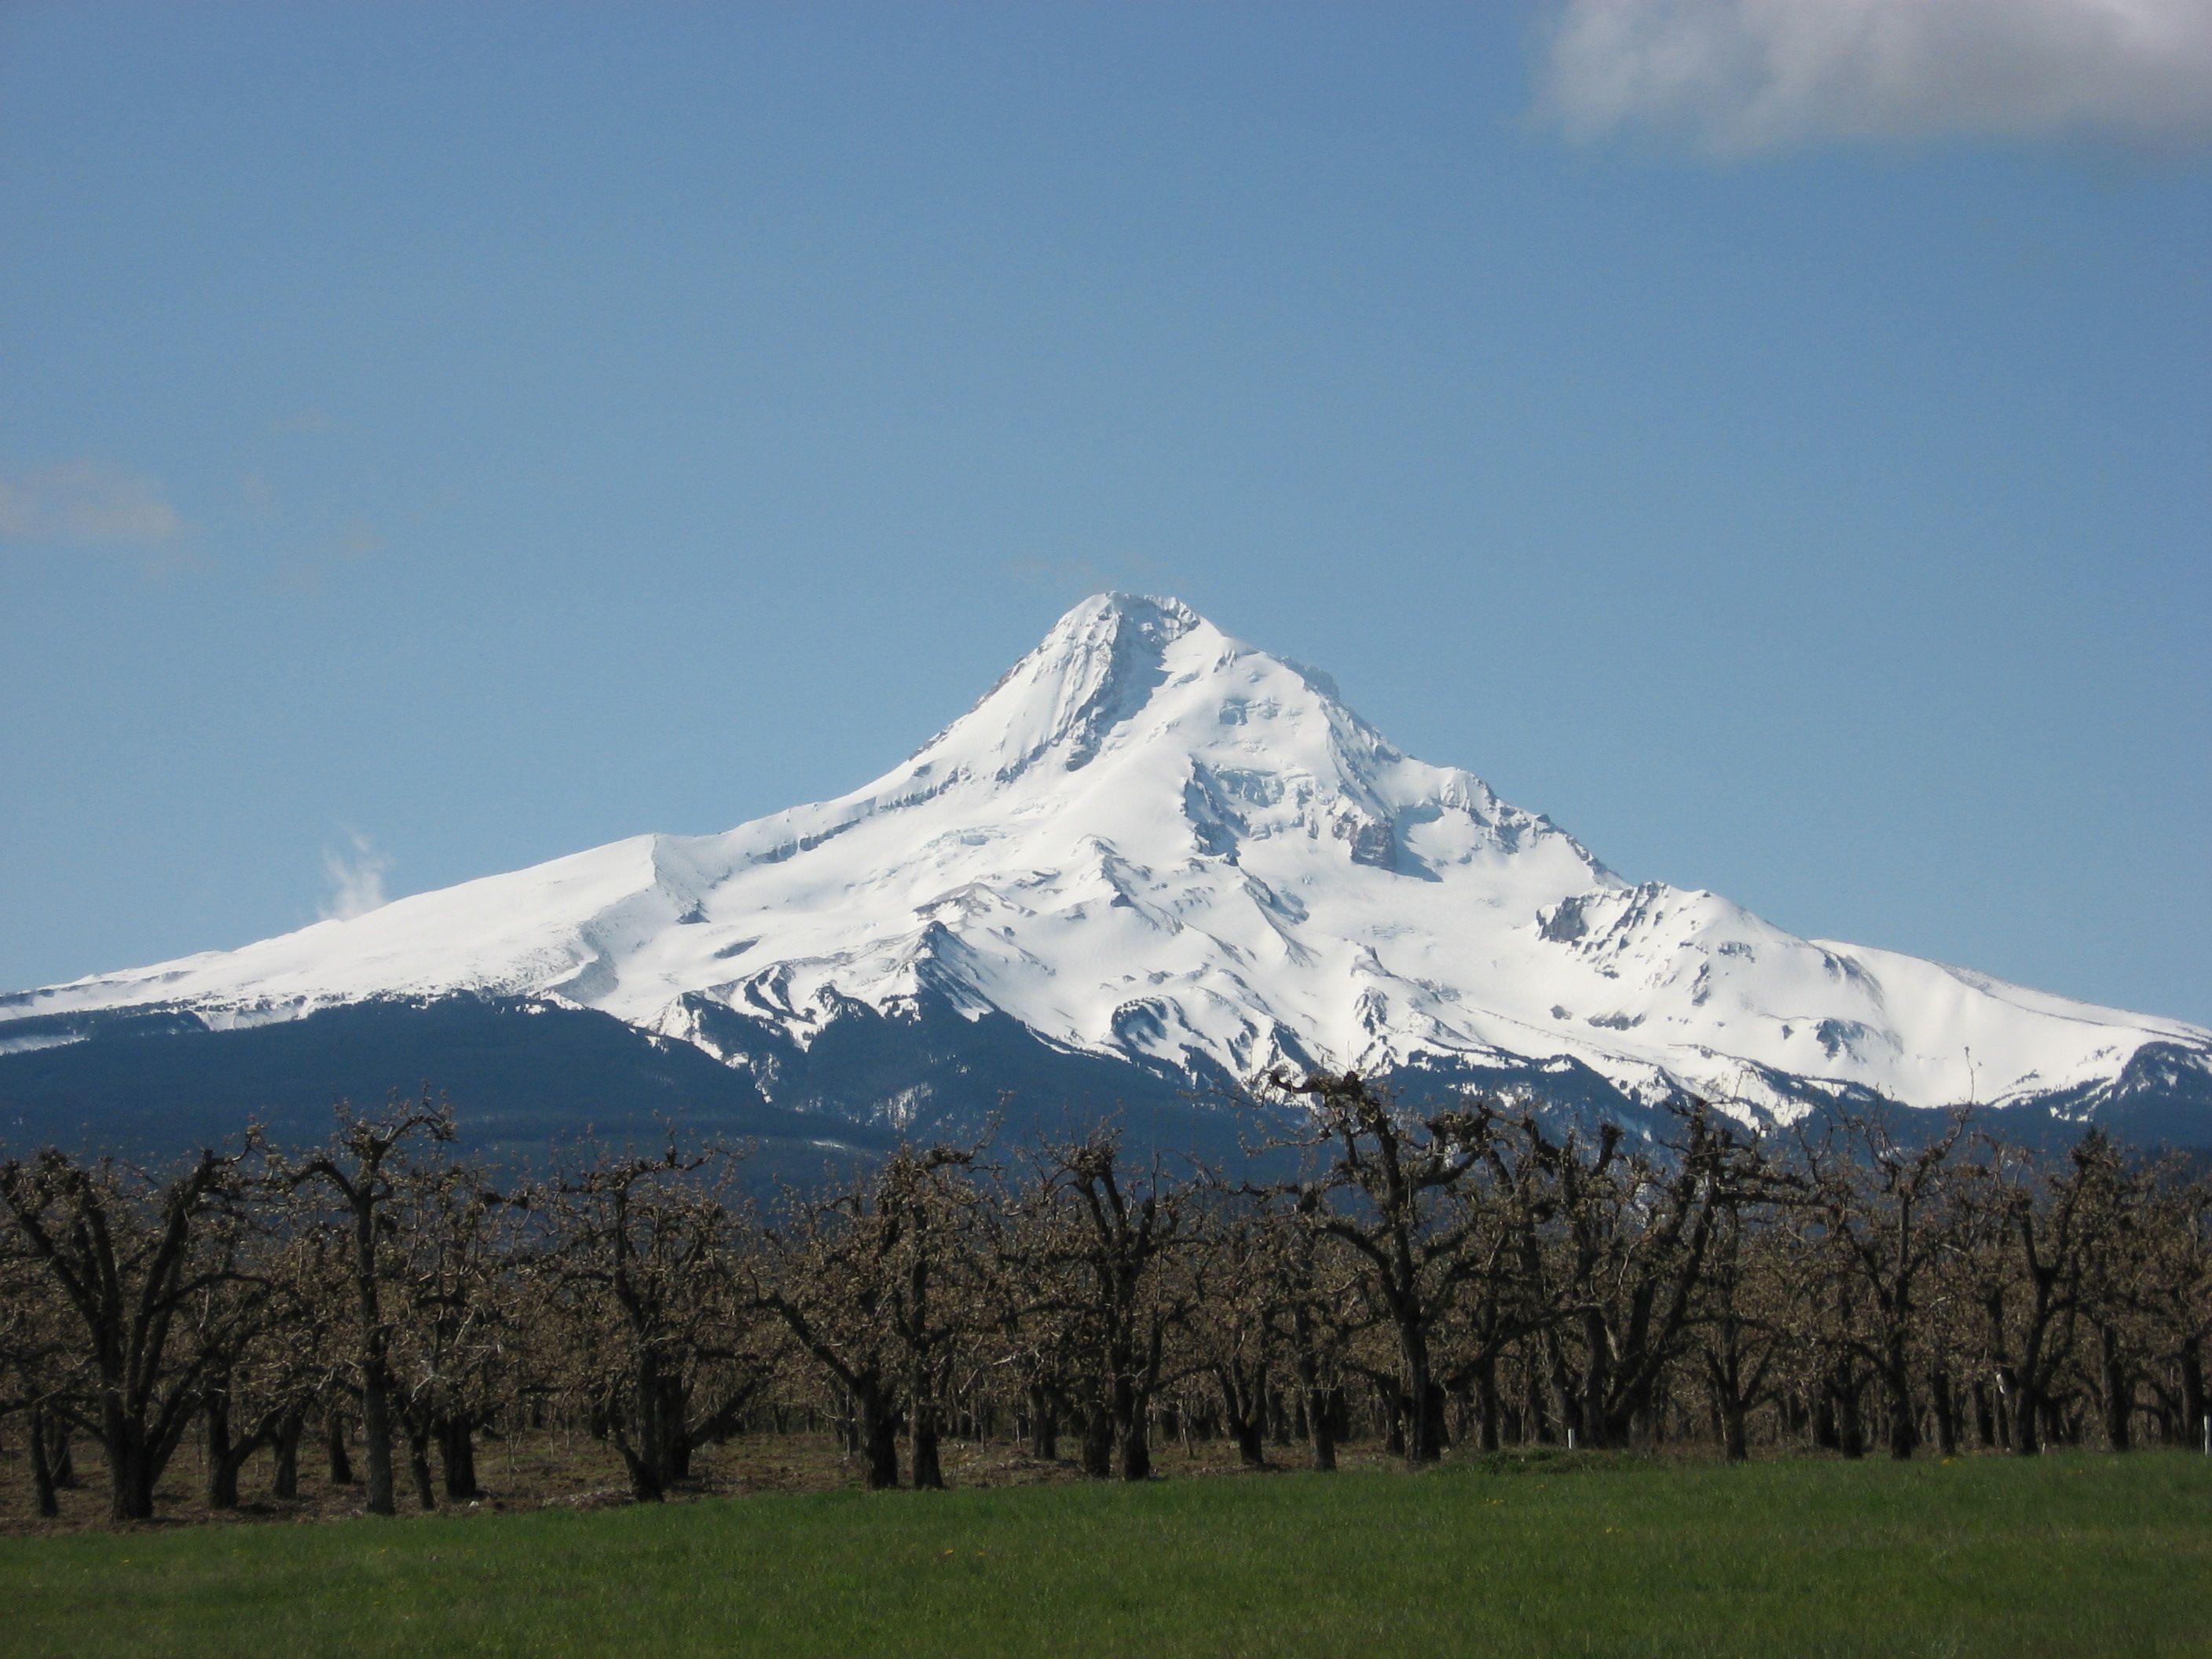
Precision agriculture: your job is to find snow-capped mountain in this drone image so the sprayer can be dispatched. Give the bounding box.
[5,594,2209,1144]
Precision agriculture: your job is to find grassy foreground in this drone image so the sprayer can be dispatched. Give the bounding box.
[2,1453,2209,1657]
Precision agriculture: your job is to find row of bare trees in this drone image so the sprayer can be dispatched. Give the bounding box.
[5,1075,2209,1522]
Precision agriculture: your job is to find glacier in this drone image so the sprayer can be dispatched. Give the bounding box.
[4,592,2208,1144]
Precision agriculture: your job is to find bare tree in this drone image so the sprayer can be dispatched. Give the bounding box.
[1181,1192,1288,1470]
[0,1232,77,1517]
[0,1146,251,1520]
[1952,1131,2105,1454]
[1268,1072,1515,1465]
[1533,1107,1745,1450]
[532,1140,768,1503]
[1796,1110,1969,1459]
[276,1093,456,1515]
[1035,1131,1189,1481]
[756,1146,983,1490]
[1687,1178,1793,1461]
[2130,1163,2212,1449]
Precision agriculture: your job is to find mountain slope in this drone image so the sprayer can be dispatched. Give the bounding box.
[5,594,2207,1139]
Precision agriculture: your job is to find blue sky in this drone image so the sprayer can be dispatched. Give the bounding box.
[2,2,2207,1023]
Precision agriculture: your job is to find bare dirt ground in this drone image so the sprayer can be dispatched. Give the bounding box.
[0,1423,1423,1535]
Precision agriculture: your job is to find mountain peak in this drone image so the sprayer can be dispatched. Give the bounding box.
[915,593,1225,783]
[1051,591,1203,642]
[12,596,2207,1131]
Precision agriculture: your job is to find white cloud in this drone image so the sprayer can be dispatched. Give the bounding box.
[319,829,393,922]
[0,459,184,547]
[1540,0,2212,152]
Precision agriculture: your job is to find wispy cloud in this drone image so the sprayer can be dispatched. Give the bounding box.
[1540,0,2212,152]
[319,829,394,922]
[1004,548,1177,600]
[1004,553,1117,595]
[0,459,185,548]
[271,516,386,594]
[333,517,381,560]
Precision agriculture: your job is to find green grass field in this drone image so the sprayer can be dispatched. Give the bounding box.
[3,1452,2209,1657]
